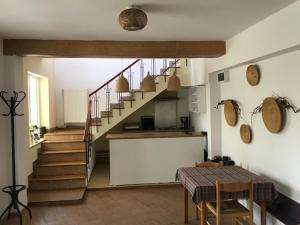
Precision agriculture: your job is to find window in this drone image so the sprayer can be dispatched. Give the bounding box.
[28,75,40,127]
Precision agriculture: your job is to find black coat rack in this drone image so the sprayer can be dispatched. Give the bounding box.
[0,91,32,225]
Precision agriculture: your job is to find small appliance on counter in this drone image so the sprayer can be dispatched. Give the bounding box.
[180,116,190,129]
[141,116,155,130]
[123,123,140,131]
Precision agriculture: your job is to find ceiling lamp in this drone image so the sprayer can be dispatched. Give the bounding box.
[167,62,181,92]
[142,72,156,92]
[119,7,148,31]
[115,73,129,92]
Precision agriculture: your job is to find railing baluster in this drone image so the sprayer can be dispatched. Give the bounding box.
[106,84,110,124]
[129,67,133,108]
[164,59,167,82]
[140,60,144,99]
[95,93,98,128]
[93,95,96,123]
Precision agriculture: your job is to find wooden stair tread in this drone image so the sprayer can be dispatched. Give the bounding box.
[37,161,86,167]
[28,188,86,206]
[41,149,86,154]
[43,140,84,143]
[30,174,86,181]
[45,130,84,136]
[121,97,135,101]
[110,103,124,109]
[131,89,142,92]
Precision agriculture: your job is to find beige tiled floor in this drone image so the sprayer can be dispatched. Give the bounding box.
[3,186,202,225]
[88,161,110,189]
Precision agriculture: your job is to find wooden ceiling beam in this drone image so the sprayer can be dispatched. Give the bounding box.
[3,39,226,58]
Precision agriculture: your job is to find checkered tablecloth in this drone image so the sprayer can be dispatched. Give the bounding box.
[176,166,278,204]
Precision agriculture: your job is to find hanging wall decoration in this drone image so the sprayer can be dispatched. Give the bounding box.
[240,124,252,144]
[251,94,300,133]
[262,97,284,133]
[246,65,260,86]
[215,100,241,126]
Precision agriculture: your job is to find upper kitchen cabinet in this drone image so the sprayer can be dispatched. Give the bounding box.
[190,58,207,86]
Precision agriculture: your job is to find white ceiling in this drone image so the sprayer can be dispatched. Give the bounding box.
[0,0,297,41]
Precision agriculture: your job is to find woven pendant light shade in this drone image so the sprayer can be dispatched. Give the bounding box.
[119,7,148,31]
[115,73,129,92]
[167,72,181,92]
[142,72,156,92]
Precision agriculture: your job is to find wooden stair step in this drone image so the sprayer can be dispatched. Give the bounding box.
[39,150,86,163]
[43,140,84,144]
[37,161,86,167]
[34,161,86,176]
[41,149,85,154]
[46,129,84,135]
[110,103,124,109]
[28,188,86,206]
[44,130,84,141]
[31,174,85,181]
[29,174,86,190]
[90,123,102,126]
[101,111,113,117]
[90,117,101,122]
[42,140,85,151]
[131,89,142,93]
[121,96,135,101]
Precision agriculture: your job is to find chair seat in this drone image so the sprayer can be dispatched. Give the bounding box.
[207,200,249,217]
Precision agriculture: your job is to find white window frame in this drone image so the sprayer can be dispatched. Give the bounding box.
[28,74,41,127]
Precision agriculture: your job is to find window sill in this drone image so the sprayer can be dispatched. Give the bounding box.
[29,138,45,149]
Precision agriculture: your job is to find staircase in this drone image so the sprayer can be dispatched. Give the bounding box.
[27,58,183,206]
[86,59,182,142]
[28,130,87,206]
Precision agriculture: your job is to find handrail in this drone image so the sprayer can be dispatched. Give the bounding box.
[84,99,92,142]
[89,59,141,97]
[154,58,180,79]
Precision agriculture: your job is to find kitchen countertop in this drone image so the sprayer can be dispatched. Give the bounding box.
[106,131,205,140]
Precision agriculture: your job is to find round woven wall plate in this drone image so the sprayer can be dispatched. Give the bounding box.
[224,100,238,126]
[262,97,283,133]
[246,65,260,86]
[240,124,252,144]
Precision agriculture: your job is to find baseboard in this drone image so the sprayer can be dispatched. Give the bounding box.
[87,182,181,191]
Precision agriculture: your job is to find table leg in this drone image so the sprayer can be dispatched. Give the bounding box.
[184,187,188,224]
[261,201,267,225]
[200,202,207,225]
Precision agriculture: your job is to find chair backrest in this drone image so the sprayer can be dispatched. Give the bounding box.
[195,161,220,168]
[216,180,254,219]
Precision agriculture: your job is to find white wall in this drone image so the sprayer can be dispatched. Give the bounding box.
[202,1,300,224]
[0,39,11,218]
[53,58,135,126]
[219,51,300,202]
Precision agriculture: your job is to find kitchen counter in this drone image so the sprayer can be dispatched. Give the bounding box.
[106,131,204,140]
[108,130,205,186]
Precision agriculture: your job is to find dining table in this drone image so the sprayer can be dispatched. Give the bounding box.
[176,166,278,225]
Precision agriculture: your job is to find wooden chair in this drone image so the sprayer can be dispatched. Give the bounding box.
[206,180,254,225]
[195,161,220,168]
[195,161,220,220]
